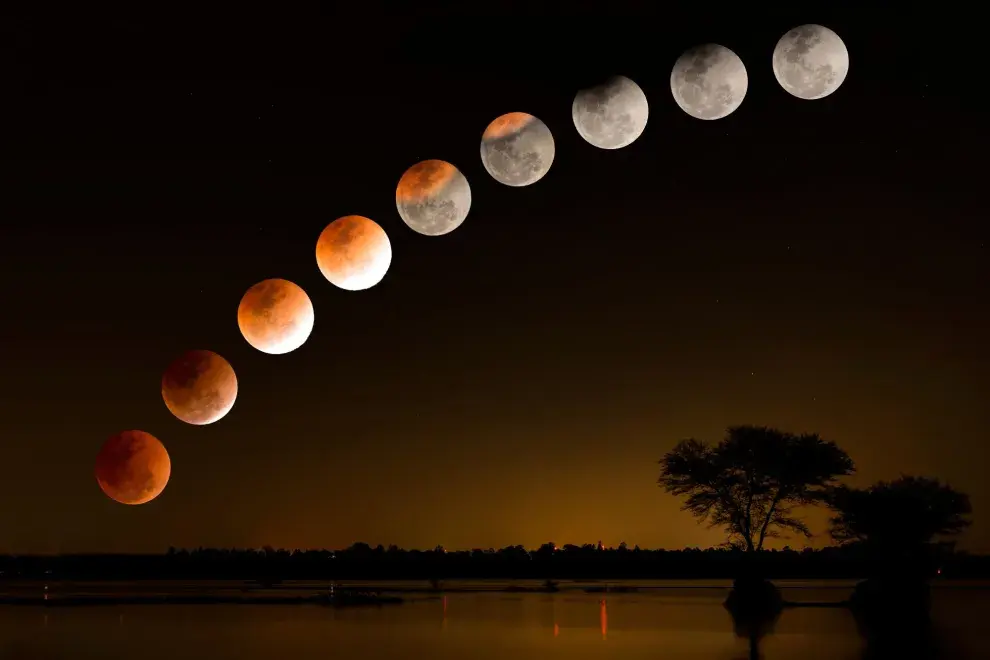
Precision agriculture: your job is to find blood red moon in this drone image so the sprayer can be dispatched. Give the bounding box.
[315,215,392,291]
[95,430,171,505]
[237,278,315,355]
[161,349,238,425]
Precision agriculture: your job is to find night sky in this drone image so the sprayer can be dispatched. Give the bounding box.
[1,4,987,554]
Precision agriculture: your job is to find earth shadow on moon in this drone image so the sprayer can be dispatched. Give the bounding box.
[316,215,392,290]
[237,278,315,355]
[480,112,555,187]
[395,159,472,236]
[95,430,171,505]
[161,349,238,426]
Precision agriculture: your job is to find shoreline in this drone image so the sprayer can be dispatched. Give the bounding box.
[0,593,405,607]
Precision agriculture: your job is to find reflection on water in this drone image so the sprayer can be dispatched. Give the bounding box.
[1,584,989,659]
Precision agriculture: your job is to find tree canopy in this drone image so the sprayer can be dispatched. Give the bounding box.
[659,425,855,551]
[826,475,972,551]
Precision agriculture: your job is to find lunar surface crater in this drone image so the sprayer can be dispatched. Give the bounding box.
[773,24,849,100]
[572,75,649,149]
[670,44,748,120]
[237,278,315,354]
[95,430,171,505]
[316,215,391,290]
[396,160,472,236]
[161,349,238,425]
[480,112,555,187]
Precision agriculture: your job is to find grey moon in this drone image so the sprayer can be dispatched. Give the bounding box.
[772,24,849,100]
[670,44,748,120]
[480,112,555,187]
[395,160,472,236]
[572,75,649,149]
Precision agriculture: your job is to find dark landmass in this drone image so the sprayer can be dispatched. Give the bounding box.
[2,543,989,581]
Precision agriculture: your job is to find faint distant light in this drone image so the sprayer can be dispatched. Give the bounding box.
[937,568,942,575]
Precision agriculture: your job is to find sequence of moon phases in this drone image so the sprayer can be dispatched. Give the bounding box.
[670,44,749,120]
[396,160,472,236]
[161,349,237,425]
[773,24,849,100]
[316,215,392,290]
[572,76,649,149]
[480,112,555,186]
[237,278,314,355]
[95,430,171,505]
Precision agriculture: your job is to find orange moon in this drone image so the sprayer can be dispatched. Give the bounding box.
[95,430,171,505]
[161,349,238,425]
[237,278,314,355]
[315,215,392,291]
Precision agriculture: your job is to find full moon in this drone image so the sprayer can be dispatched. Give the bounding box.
[316,215,391,290]
[480,112,555,186]
[670,44,748,120]
[396,160,472,236]
[95,430,171,505]
[572,76,649,149]
[161,349,237,425]
[772,24,849,100]
[237,278,314,355]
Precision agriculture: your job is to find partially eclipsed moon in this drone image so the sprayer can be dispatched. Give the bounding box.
[316,215,392,290]
[95,430,171,505]
[572,76,649,149]
[161,349,237,425]
[772,24,849,100]
[480,112,555,187]
[237,278,314,355]
[670,44,748,120]
[396,160,472,236]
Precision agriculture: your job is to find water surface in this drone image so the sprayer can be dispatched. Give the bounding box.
[2,581,988,659]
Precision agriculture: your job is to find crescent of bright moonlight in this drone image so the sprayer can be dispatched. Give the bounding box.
[670,44,748,120]
[572,75,649,149]
[316,215,392,291]
[237,278,314,355]
[161,349,238,425]
[95,430,171,505]
[396,160,472,236]
[772,24,850,100]
[480,112,555,186]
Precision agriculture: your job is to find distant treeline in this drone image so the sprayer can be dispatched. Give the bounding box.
[3,543,990,580]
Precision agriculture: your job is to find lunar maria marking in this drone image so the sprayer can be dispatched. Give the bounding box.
[95,430,171,505]
[161,349,238,425]
[316,215,392,290]
[670,44,748,120]
[773,24,849,100]
[480,112,555,187]
[237,278,314,355]
[395,160,471,236]
[572,76,649,149]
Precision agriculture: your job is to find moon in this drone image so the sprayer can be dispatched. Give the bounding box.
[480,112,555,186]
[396,160,472,236]
[316,215,391,290]
[95,430,171,505]
[670,44,748,120]
[772,24,849,100]
[237,278,314,355]
[572,76,649,149]
[161,349,237,425]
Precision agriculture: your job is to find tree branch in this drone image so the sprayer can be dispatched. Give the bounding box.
[757,490,784,551]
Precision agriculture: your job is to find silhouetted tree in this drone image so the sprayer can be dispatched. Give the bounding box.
[659,426,855,552]
[827,475,971,552]
[827,476,972,622]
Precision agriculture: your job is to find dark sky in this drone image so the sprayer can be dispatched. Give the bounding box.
[1,4,988,554]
